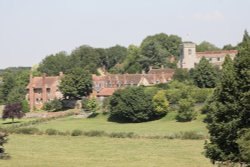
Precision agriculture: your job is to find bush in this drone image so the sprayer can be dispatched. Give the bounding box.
[0,132,9,159]
[71,129,83,136]
[83,130,107,137]
[237,129,250,163]
[21,100,30,113]
[43,99,63,112]
[176,98,196,122]
[109,87,155,123]
[152,90,169,117]
[190,88,213,103]
[15,127,40,135]
[82,97,98,113]
[109,132,136,138]
[45,128,59,135]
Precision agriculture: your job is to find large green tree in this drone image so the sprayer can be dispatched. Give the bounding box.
[191,57,218,88]
[140,33,182,69]
[69,45,102,74]
[196,41,220,52]
[38,51,70,76]
[59,68,92,100]
[205,31,250,165]
[109,87,155,123]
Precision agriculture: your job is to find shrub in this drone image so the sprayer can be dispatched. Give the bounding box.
[21,100,30,113]
[45,128,59,135]
[82,97,98,113]
[0,132,9,159]
[178,131,204,140]
[109,132,136,138]
[176,98,196,122]
[83,130,106,137]
[15,127,40,135]
[71,129,83,136]
[43,99,63,112]
[190,88,213,103]
[152,90,169,117]
[109,87,155,123]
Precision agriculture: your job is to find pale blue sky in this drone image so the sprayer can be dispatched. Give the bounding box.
[0,0,249,69]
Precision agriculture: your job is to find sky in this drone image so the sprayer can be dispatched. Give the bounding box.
[0,0,249,69]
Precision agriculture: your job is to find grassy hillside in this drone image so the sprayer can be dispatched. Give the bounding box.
[32,111,208,137]
[0,134,213,167]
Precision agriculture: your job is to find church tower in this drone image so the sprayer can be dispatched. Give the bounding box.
[179,42,196,69]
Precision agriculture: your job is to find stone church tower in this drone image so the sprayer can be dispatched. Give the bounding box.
[179,42,197,69]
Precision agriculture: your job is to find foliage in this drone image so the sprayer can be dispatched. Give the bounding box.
[2,103,25,123]
[45,129,59,135]
[59,67,92,100]
[176,98,196,122]
[204,31,250,165]
[0,68,29,105]
[0,132,8,159]
[122,45,142,73]
[222,44,236,50]
[43,99,63,112]
[69,45,102,74]
[237,129,250,163]
[37,52,70,76]
[152,90,169,116]
[104,45,128,71]
[196,41,220,52]
[82,97,98,113]
[21,100,30,113]
[140,33,182,70]
[191,57,218,88]
[71,129,83,136]
[173,68,190,82]
[109,87,155,123]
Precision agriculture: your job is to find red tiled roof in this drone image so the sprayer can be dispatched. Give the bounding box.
[27,76,60,88]
[196,50,238,58]
[96,88,117,96]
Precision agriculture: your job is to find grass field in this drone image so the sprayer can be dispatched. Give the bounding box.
[31,112,208,136]
[0,134,213,167]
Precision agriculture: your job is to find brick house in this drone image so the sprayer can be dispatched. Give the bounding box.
[26,67,174,111]
[91,67,174,101]
[26,72,63,111]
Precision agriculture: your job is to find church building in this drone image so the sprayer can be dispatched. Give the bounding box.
[178,42,238,69]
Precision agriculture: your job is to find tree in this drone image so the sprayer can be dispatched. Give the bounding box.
[176,98,196,122]
[37,52,70,76]
[140,33,182,69]
[105,45,128,70]
[2,103,25,123]
[196,41,220,52]
[59,68,92,100]
[173,68,190,82]
[0,132,8,159]
[69,45,102,74]
[82,97,99,113]
[152,90,169,117]
[191,57,218,88]
[109,87,154,123]
[223,44,236,50]
[123,45,142,74]
[237,129,250,164]
[204,29,250,165]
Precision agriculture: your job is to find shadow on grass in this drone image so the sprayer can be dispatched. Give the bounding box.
[2,121,21,125]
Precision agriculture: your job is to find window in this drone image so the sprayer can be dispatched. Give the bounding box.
[188,49,192,55]
[217,57,220,61]
[209,58,212,61]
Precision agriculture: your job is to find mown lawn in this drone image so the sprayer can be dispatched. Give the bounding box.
[32,111,208,136]
[0,134,213,167]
